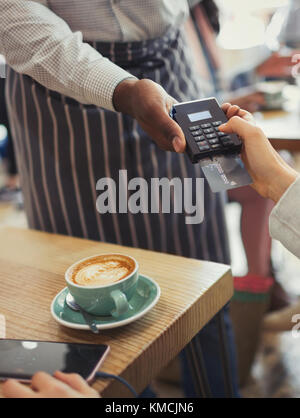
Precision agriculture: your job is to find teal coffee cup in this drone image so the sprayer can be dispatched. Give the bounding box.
[65,253,139,317]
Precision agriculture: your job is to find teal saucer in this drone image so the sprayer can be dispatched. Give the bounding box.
[50,274,160,331]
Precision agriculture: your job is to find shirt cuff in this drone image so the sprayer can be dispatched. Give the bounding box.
[84,57,137,111]
[269,175,300,258]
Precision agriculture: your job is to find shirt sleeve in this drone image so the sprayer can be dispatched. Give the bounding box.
[0,0,137,111]
[269,176,300,259]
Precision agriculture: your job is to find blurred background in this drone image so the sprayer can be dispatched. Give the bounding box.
[219,0,300,398]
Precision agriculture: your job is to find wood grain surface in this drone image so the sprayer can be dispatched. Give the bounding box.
[0,227,233,398]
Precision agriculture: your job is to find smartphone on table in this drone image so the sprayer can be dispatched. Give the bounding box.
[0,339,109,383]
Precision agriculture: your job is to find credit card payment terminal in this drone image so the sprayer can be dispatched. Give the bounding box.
[170,97,242,163]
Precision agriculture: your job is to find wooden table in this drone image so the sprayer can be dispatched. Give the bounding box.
[0,227,233,398]
[256,109,300,151]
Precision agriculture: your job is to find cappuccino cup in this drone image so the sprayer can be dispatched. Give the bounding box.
[65,253,139,317]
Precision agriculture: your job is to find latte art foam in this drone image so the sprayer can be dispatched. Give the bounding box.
[71,255,135,286]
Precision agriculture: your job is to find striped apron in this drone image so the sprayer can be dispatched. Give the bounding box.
[6,27,236,396]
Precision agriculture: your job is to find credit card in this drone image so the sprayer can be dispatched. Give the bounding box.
[200,153,252,193]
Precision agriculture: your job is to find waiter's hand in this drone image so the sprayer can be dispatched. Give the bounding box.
[219,103,298,202]
[113,78,186,153]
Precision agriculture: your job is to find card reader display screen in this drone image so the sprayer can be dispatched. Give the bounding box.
[188,110,212,122]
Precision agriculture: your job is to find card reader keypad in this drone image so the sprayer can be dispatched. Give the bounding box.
[171,98,243,164]
[188,121,234,153]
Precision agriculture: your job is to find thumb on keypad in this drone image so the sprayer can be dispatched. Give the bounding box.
[218,116,258,143]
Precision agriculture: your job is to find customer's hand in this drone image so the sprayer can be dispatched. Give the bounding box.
[113,78,186,153]
[221,103,254,123]
[219,103,298,202]
[2,371,100,398]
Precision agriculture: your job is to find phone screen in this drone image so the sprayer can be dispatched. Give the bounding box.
[0,339,109,382]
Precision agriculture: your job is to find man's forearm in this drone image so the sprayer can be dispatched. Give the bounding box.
[112,78,140,116]
[0,0,135,111]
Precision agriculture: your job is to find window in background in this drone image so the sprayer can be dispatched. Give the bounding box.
[216,0,289,50]
[214,0,290,79]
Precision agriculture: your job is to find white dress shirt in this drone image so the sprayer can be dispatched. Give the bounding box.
[269,176,300,259]
[0,1,199,111]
